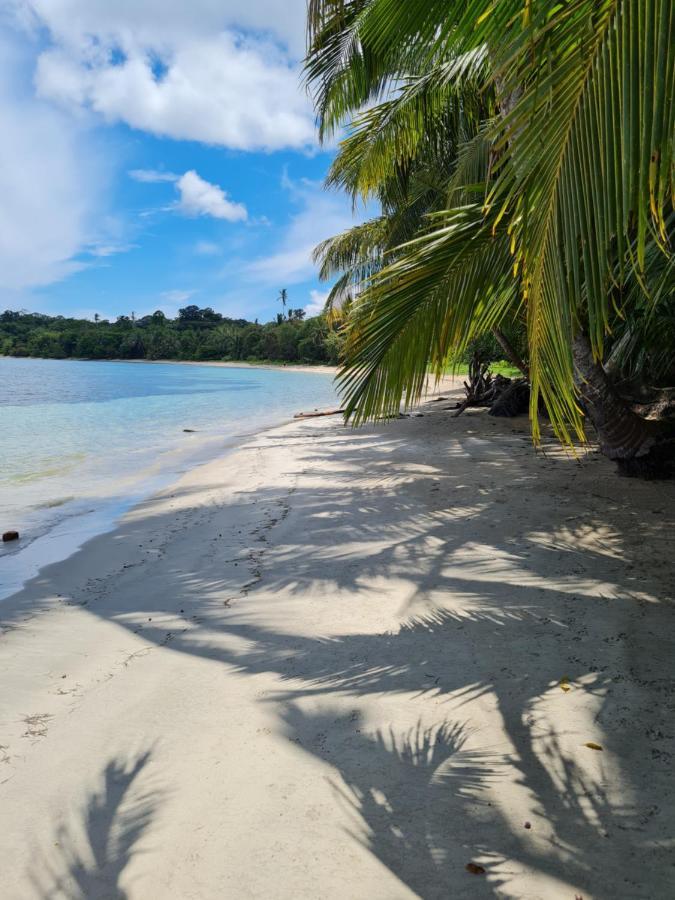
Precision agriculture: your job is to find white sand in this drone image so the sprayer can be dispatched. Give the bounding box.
[1,385,674,899]
[121,359,338,375]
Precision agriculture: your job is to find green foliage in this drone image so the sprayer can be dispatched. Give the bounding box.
[306,0,674,443]
[0,308,342,366]
[458,333,516,369]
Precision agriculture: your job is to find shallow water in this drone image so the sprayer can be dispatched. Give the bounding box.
[0,358,336,596]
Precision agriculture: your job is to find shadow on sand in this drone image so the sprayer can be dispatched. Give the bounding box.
[8,411,675,897]
[30,751,159,900]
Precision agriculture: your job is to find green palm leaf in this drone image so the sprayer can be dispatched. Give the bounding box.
[338,207,517,422]
[486,0,674,440]
[307,0,674,448]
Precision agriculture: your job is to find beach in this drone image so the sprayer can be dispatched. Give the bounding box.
[121,359,338,375]
[0,357,339,596]
[1,382,674,899]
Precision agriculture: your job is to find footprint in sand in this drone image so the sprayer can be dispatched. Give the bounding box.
[21,713,52,741]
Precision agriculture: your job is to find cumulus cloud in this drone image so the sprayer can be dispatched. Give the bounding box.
[305,289,329,317]
[129,168,247,221]
[15,0,316,151]
[13,0,308,57]
[175,171,247,222]
[0,34,105,291]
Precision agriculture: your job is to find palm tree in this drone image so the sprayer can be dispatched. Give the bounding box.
[278,288,288,319]
[306,0,674,467]
[311,73,529,377]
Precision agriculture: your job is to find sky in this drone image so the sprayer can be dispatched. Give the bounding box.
[0,0,362,322]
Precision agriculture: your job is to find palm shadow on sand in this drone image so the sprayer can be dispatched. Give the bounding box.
[10,413,675,897]
[30,751,159,900]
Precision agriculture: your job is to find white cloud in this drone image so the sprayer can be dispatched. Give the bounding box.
[129,168,177,183]
[0,33,105,290]
[86,241,135,258]
[194,240,221,256]
[176,170,247,222]
[160,289,195,304]
[246,174,361,287]
[14,1,316,152]
[12,1,308,57]
[129,167,247,221]
[305,289,329,317]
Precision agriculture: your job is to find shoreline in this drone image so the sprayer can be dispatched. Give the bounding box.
[1,367,456,601]
[0,403,341,602]
[1,383,674,898]
[121,358,338,375]
[0,354,338,376]
[1,357,342,598]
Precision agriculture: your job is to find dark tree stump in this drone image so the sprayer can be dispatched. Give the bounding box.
[489,379,530,417]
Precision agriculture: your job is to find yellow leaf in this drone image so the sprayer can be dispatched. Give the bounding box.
[584,742,603,751]
[476,6,495,25]
[559,676,571,692]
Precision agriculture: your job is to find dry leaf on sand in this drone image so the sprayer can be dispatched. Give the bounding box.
[465,863,486,875]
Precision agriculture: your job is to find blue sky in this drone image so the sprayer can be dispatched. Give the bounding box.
[0,1,362,322]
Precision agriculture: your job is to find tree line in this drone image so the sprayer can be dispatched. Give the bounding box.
[0,304,342,365]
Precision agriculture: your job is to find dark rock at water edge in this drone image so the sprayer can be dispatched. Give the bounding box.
[2,530,19,542]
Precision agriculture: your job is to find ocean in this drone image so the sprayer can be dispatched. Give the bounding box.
[0,357,337,598]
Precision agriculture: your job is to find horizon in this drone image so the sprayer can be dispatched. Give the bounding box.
[0,2,363,324]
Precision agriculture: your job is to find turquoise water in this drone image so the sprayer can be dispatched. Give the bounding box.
[0,358,336,594]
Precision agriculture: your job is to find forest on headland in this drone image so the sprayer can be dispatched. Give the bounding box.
[0,305,342,365]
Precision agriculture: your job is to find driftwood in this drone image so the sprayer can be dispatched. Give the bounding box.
[450,354,494,417]
[449,352,530,419]
[489,379,530,417]
[294,408,345,419]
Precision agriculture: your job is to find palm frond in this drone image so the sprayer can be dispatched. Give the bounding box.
[338,206,517,422]
[307,0,674,449]
[483,0,674,440]
[313,216,389,279]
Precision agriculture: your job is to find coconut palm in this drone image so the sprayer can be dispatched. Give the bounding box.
[278,288,288,319]
[312,65,529,382]
[306,0,674,466]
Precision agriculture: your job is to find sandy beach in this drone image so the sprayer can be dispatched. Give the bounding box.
[1,382,674,899]
[120,359,339,376]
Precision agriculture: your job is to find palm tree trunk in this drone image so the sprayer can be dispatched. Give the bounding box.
[573,333,656,460]
[491,327,529,378]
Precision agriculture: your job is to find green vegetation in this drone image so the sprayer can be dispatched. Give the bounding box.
[306,0,674,471]
[451,360,521,380]
[0,306,342,366]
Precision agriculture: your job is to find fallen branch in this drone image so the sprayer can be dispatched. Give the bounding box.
[294,408,345,419]
[452,352,493,417]
[449,350,531,419]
